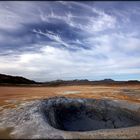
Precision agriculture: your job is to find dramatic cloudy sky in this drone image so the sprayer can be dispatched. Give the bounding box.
[0,1,140,81]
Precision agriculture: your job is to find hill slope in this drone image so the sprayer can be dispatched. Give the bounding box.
[0,73,36,84]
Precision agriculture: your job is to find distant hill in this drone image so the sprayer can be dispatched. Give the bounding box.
[43,79,91,86]
[43,78,116,85]
[43,79,140,86]
[0,73,36,84]
[100,79,115,82]
[0,73,139,86]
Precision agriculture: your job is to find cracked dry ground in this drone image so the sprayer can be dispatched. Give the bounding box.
[0,84,140,139]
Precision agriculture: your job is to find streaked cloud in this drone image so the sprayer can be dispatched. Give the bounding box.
[0,1,140,81]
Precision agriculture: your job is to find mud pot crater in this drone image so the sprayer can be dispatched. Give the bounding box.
[41,97,140,132]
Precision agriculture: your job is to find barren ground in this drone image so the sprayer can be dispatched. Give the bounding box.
[0,85,140,139]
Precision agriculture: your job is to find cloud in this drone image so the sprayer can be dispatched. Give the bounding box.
[0,1,140,81]
[0,41,140,81]
[32,29,70,48]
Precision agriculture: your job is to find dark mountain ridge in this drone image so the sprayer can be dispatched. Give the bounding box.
[0,73,139,86]
[43,79,140,86]
[0,73,36,84]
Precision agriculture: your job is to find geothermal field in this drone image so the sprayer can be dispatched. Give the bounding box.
[0,84,140,139]
[1,1,140,139]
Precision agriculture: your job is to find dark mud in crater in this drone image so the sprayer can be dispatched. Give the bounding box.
[41,97,140,132]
